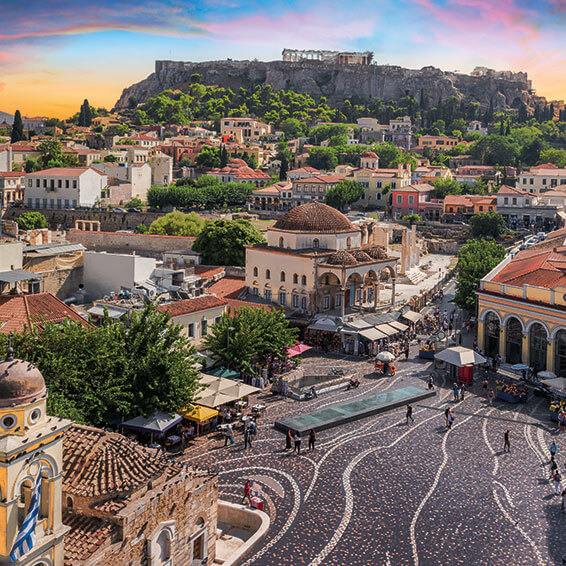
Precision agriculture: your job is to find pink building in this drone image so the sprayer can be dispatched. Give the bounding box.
[391,184,435,219]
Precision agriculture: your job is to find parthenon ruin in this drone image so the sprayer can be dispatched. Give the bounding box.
[282,49,373,65]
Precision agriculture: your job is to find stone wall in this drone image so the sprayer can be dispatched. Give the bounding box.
[115,59,544,112]
[24,254,84,299]
[416,222,472,243]
[66,228,196,257]
[3,207,163,231]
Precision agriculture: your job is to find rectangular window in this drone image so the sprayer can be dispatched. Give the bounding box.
[529,178,534,185]
[264,289,272,302]
[56,199,62,209]
[396,195,402,204]
[522,178,527,184]
[504,197,508,204]
[64,199,70,208]
[201,319,208,336]
[72,199,77,208]
[65,180,70,189]
[215,316,221,324]
[408,195,414,204]
[72,180,77,189]
[58,179,62,188]
[49,199,55,208]
[188,323,195,338]
[42,198,47,208]
[542,178,547,185]
[292,294,299,308]
[27,198,32,208]
[512,198,517,205]
[279,291,286,306]
[323,295,330,309]
[35,198,41,208]
[335,293,342,307]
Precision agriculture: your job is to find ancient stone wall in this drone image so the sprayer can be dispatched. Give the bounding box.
[115,59,542,112]
[66,228,196,257]
[3,207,164,231]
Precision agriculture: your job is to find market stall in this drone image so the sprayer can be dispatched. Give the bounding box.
[495,377,528,403]
[542,377,566,422]
[434,346,486,384]
[120,411,183,447]
[180,405,219,435]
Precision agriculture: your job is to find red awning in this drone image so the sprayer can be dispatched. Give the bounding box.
[287,343,313,358]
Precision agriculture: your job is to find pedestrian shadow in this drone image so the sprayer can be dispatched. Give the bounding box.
[543,493,558,501]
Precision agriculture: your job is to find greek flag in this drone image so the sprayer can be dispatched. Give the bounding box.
[10,474,42,562]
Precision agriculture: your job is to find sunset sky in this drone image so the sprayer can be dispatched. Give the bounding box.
[0,0,564,118]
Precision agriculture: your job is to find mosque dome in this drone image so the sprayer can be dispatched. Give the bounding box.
[274,202,356,233]
[0,357,47,408]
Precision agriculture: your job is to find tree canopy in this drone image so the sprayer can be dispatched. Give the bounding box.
[77,99,93,127]
[469,212,507,239]
[37,139,78,169]
[148,211,206,236]
[454,239,506,311]
[192,219,265,266]
[325,180,364,211]
[16,211,48,230]
[0,306,201,426]
[204,307,298,376]
[10,110,25,143]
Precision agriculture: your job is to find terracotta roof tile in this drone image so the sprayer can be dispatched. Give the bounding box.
[273,202,356,233]
[209,276,246,299]
[157,295,227,317]
[0,292,89,334]
[63,424,166,498]
[63,511,115,565]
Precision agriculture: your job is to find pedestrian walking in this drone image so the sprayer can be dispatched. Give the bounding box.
[225,423,235,446]
[285,428,293,451]
[427,376,434,390]
[460,383,466,401]
[444,406,450,427]
[244,426,252,450]
[293,431,301,455]
[550,456,558,479]
[503,429,511,453]
[447,409,455,429]
[404,344,410,360]
[242,480,252,505]
[308,429,316,451]
[550,440,558,461]
[553,471,562,495]
[406,404,414,424]
[453,383,460,402]
[488,389,495,405]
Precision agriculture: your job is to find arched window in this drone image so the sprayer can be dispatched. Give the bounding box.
[293,273,298,284]
[279,236,284,248]
[505,317,523,365]
[156,529,172,563]
[253,266,258,277]
[265,269,271,280]
[280,271,285,282]
[484,312,500,358]
[66,496,74,509]
[346,237,352,249]
[555,330,566,377]
[529,323,547,372]
[301,275,307,286]
[17,479,33,527]
[313,238,320,248]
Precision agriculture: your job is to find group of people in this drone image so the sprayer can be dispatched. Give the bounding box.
[222,417,258,449]
[452,382,466,402]
[285,428,316,454]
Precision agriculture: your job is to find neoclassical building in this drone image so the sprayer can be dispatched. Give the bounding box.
[477,228,566,375]
[245,202,398,316]
[0,351,218,566]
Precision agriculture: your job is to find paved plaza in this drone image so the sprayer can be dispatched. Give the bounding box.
[190,352,566,565]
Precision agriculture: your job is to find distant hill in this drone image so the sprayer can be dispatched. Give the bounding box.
[0,111,14,125]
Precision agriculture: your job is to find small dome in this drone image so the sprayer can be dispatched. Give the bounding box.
[325,250,358,266]
[350,249,373,262]
[274,202,356,233]
[365,246,388,260]
[362,151,378,159]
[0,358,46,408]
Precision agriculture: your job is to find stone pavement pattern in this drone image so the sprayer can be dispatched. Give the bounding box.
[189,353,564,565]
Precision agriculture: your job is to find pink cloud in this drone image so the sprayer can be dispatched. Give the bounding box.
[200,10,376,48]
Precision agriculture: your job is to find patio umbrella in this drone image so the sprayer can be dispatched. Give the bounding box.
[181,405,219,423]
[287,343,313,358]
[376,351,396,362]
[220,382,261,399]
[197,391,234,408]
[434,346,486,367]
[538,370,557,380]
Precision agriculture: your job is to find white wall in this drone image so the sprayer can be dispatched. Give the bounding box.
[150,155,173,186]
[0,241,23,271]
[129,163,152,200]
[84,251,156,299]
[0,148,12,172]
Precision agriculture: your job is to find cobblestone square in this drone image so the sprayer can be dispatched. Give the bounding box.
[191,353,566,565]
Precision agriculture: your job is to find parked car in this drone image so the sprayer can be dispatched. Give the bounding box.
[536,231,546,241]
[111,207,127,213]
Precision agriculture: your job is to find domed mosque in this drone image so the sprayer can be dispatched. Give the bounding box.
[245,202,398,316]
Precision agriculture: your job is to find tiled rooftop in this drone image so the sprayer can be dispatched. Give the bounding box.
[63,511,116,565]
[157,295,227,317]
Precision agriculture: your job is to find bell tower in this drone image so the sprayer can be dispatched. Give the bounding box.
[0,347,70,566]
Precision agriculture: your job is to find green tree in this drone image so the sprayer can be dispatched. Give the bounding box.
[280,117,306,139]
[469,212,506,239]
[431,178,463,199]
[279,153,289,181]
[148,211,206,236]
[204,308,298,375]
[77,99,93,127]
[220,145,229,167]
[104,154,118,163]
[325,180,364,211]
[37,139,69,168]
[454,239,506,311]
[24,158,40,173]
[307,147,338,170]
[471,135,520,166]
[0,306,201,425]
[124,197,144,209]
[402,213,422,224]
[192,219,265,266]
[196,146,221,168]
[16,211,48,230]
[539,148,566,168]
[10,110,25,143]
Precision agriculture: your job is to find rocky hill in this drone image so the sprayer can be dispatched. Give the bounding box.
[114,59,547,112]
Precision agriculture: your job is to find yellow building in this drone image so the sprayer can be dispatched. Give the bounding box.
[0,349,71,566]
[477,227,566,375]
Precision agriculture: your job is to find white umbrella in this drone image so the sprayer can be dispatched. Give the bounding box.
[538,370,557,380]
[434,346,486,368]
[376,351,395,362]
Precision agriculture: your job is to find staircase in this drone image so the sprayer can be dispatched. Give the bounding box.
[404,268,428,285]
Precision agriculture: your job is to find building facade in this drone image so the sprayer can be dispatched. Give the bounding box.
[220,118,271,143]
[245,202,398,316]
[518,163,566,194]
[477,229,566,375]
[0,172,24,209]
[25,168,107,209]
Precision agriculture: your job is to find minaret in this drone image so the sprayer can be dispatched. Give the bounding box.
[0,346,70,565]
